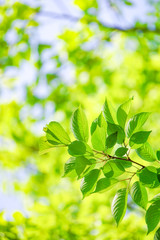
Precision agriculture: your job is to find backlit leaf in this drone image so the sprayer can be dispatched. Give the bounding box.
[127,112,150,138]
[117,98,133,128]
[115,147,128,157]
[111,188,128,225]
[103,98,117,124]
[138,166,160,188]
[130,181,148,209]
[80,169,100,198]
[129,131,151,148]
[46,121,71,145]
[136,142,157,162]
[71,106,89,142]
[145,200,160,234]
[68,141,86,156]
[94,178,118,193]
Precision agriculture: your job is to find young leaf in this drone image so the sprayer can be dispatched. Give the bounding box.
[75,156,91,177]
[107,122,125,144]
[138,166,160,188]
[154,228,160,240]
[145,200,160,234]
[129,131,151,148]
[98,112,107,130]
[91,125,106,151]
[117,98,133,128]
[111,188,128,226]
[130,181,148,209]
[68,141,86,156]
[103,98,117,124]
[46,121,71,145]
[63,157,76,177]
[94,178,117,193]
[106,132,117,148]
[136,142,157,162]
[71,106,89,142]
[103,161,125,178]
[115,147,128,157]
[80,169,100,198]
[126,112,150,138]
[39,136,54,155]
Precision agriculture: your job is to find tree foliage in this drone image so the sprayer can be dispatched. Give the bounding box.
[1,0,160,239]
[42,98,160,238]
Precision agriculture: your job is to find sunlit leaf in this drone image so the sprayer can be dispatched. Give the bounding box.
[111,188,128,226]
[94,178,118,193]
[117,98,133,128]
[136,142,157,162]
[68,141,86,156]
[103,98,117,124]
[115,147,128,157]
[80,169,100,198]
[129,131,151,148]
[71,106,89,142]
[138,166,160,188]
[46,121,71,145]
[145,200,160,234]
[127,112,151,138]
[130,181,148,209]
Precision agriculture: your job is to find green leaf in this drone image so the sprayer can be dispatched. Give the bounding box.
[80,169,100,198]
[117,98,133,128]
[130,181,148,209]
[113,158,132,168]
[145,200,160,234]
[68,141,86,156]
[107,122,125,144]
[97,112,107,130]
[91,113,107,151]
[71,106,89,142]
[103,98,117,124]
[115,147,128,157]
[129,131,151,148]
[46,121,71,145]
[103,160,125,178]
[79,164,96,179]
[150,194,160,203]
[136,142,157,162]
[156,150,160,160]
[127,112,151,138]
[154,228,160,240]
[63,157,76,177]
[94,178,118,193]
[75,156,91,177]
[106,132,117,148]
[39,136,54,155]
[111,188,128,226]
[91,125,106,151]
[138,166,160,188]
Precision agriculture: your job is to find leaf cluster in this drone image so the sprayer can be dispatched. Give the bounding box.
[41,98,160,239]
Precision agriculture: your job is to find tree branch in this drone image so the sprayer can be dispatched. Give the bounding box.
[108,155,145,168]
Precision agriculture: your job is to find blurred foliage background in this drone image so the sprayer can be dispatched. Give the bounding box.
[1,0,160,239]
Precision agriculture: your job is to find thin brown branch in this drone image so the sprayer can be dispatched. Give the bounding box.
[108,155,145,168]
